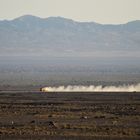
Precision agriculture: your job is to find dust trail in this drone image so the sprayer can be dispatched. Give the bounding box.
[41,84,140,92]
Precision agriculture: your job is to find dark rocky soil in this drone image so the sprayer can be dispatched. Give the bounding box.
[0,91,140,139]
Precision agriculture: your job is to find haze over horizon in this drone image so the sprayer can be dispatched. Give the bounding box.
[0,0,140,86]
[0,0,140,24]
[1,14,140,25]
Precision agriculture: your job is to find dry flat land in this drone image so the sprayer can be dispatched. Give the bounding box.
[0,91,140,140]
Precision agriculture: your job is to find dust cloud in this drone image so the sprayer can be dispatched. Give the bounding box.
[42,84,140,92]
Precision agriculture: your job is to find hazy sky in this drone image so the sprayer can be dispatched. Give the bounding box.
[0,0,140,24]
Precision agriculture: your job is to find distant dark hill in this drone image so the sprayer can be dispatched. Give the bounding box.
[0,15,140,57]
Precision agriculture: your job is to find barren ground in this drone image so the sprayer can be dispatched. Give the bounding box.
[0,90,140,140]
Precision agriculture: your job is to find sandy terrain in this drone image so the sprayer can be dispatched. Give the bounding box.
[0,91,140,139]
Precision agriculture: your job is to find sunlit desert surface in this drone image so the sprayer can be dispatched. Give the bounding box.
[0,90,140,140]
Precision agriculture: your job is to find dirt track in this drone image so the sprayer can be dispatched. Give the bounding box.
[0,91,140,139]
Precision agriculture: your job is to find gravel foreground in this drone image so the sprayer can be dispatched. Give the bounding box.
[0,91,140,139]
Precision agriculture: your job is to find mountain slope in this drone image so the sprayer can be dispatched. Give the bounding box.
[0,15,140,57]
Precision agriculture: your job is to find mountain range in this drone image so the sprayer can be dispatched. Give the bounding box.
[0,15,140,57]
